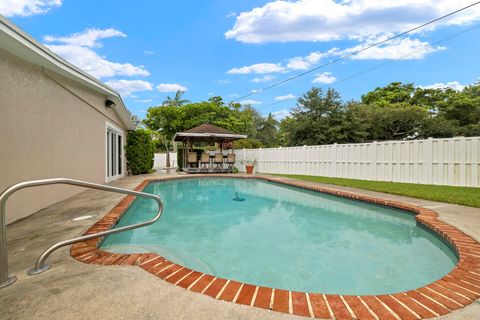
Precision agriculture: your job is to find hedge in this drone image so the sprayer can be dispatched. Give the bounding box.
[126,129,154,175]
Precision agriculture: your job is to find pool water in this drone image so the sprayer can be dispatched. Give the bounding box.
[101,178,457,295]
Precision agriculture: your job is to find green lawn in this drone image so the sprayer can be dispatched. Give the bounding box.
[273,174,480,208]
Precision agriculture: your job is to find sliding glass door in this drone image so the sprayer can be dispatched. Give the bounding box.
[106,126,123,180]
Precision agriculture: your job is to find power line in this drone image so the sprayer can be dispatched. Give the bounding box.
[256,22,480,111]
[230,1,480,103]
[332,23,480,86]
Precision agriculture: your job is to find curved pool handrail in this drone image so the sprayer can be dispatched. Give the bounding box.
[0,178,163,288]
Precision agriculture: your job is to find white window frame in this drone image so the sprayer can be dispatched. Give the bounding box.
[105,122,125,182]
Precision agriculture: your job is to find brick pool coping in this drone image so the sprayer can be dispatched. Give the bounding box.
[71,174,480,319]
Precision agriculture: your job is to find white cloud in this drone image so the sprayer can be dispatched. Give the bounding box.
[421,81,466,91]
[334,37,445,60]
[226,12,236,18]
[44,28,149,79]
[271,109,291,120]
[239,99,262,105]
[274,93,296,101]
[135,99,154,103]
[144,50,155,55]
[227,63,285,74]
[227,37,441,78]
[46,44,150,78]
[312,72,336,84]
[287,51,324,70]
[225,0,480,43]
[207,92,215,96]
[44,28,125,48]
[156,83,188,92]
[105,79,153,96]
[0,0,61,17]
[252,75,276,83]
[228,51,326,76]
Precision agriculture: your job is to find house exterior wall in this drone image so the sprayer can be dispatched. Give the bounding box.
[0,48,127,224]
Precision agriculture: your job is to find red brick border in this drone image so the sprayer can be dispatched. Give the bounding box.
[71,175,480,319]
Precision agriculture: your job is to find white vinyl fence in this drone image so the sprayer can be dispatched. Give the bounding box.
[153,152,177,169]
[235,136,480,187]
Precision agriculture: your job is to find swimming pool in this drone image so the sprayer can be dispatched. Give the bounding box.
[101,177,457,295]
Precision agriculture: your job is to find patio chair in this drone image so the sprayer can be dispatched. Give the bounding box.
[200,152,210,171]
[226,153,235,171]
[188,152,198,168]
[214,153,224,170]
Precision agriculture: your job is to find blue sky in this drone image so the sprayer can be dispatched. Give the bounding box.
[2,0,480,120]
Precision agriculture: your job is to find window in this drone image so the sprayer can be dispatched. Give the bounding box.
[106,123,123,180]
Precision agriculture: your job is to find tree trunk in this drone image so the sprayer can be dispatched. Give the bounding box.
[164,140,171,167]
[166,151,170,167]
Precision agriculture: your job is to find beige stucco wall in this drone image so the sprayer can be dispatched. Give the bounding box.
[0,48,128,224]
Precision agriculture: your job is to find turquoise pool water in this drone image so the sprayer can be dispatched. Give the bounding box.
[101,178,457,295]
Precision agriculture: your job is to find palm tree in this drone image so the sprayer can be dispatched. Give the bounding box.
[162,90,190,107]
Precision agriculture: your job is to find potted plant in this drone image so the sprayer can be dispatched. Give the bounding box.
[241,159,257,174]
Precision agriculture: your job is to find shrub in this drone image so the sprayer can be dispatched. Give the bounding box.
[233,138,263,149]
[126,129,154,175]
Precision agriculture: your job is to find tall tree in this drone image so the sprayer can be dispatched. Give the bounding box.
[287,87,345,145]
[130,114,142,129]
[162,90,191,107]
[361,82,416,105]
[257,113,279,147]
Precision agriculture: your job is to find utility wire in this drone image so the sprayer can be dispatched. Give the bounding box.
[333,23,480,87]
[258,22,480,111]
[230,1,480,103]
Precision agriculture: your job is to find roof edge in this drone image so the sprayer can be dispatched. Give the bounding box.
[0,15,135,130]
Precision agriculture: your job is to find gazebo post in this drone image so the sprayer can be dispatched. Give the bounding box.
[220,140,223,171]
[183,139,188,171]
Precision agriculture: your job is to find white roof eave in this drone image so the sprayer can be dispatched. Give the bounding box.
[0,15,135,130]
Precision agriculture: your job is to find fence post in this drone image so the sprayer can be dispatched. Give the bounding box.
[303,145,307,175]
[425,137,433,185]
[258,148,262,173]
[459,137,466,186]
[332,143,338,177]
[372,141,377,181]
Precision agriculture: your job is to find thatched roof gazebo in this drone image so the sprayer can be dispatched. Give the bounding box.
[174,124,247,173]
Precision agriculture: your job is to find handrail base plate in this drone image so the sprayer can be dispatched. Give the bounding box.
[0,276,17,288]
[27,264,50,275]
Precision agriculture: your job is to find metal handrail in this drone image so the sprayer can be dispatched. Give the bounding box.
[0,178,163,288]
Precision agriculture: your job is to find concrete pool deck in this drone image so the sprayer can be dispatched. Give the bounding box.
[1,172,479,319]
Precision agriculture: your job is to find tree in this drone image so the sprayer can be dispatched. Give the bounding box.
[361,82,415,105]
[437,83,480,128]
[285,87,345,145]
[277,116,296,146]
[143,105,180,167]
[162,90,191,107]
[143,99,268,162]
[130,114,142,128]
[257,113,279,147]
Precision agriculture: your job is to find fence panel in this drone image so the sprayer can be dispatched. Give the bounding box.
[234,137,480,187]
[153,152,177,169]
